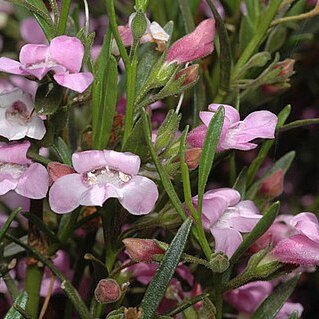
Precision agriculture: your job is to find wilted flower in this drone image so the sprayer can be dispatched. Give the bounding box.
[0,141,49,199]
[187,104,277,152]
[0,36,94,93]
[191,188,261,258]
[0,88,46,140]
[165,19,215,64]
[94,278,121,304]
[49,150,159,215]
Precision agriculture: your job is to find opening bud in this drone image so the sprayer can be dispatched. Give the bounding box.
[94,278,121,304]
[48,162,76,185]
[175,64,199,86]
[259,169,284,198]
[123,238,165,262]
[185,147,202,170]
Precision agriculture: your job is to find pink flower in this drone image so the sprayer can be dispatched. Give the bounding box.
[225,281,273,313]
[20,17,46,44]
[0,141,49,199]
[0,88,46,140]
[165,19,215,64]
[187,104,278,152]
[0,36,93,93]
[49,150,159,215]
[191,188,261,258]
[112,13,169,55]
[276,302,303,319]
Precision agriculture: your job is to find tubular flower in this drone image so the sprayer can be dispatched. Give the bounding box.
[0,36,93,93]
[49,150,159,215]
[0,141,49,199]
[0,88,45,140]
[191,188,261,258]
[187,104,278,152]
[165,18,215,64]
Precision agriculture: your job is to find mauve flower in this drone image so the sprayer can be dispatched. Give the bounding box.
[0,88,45,140]
[187,104,277,152]
[0,36,93,93]
[20,17,46,44]
[276,302,303,319]
[165,19,215,64]
[0,141,49,199]
[225,281,273,313]
[191,188,261,258]
[49,150,159,215]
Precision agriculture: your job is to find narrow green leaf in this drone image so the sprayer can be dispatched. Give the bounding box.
[230,202,280,264]
[252,276,300,319]
[51,137,72,166]
[4,291,29,319]
[56,0,71,35]
[140,218,193,319]
[93,55,118,149]
[197,106,225,213]
[233,167,247,198]
[0,208,22,243]
[178,0,195,33]
[206,0,232,101]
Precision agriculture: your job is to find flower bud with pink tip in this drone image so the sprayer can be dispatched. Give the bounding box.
[123,238,165,263]
[94,278,121,304]
[165,19,215,64]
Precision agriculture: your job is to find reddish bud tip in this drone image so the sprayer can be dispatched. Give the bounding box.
[176,64,199,86]
[94,278,121,304]
[48,162,76,185]
[123,238,165,263]
[259,169,284,198]
[185,147,202,170]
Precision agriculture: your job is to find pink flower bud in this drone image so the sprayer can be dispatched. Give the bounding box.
[185,147,202,170]
[165,19,215,64]
[276,59,295,77]
[259,169,284,198]
[123,238,165,262]
[47,162,76,185]
[94,278,121,304]
[175,64,199,86]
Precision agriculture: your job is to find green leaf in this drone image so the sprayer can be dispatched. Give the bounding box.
[140,218,193,319]
[197,106,225,213]
[233,167,247,198]
[252,276,300,319]
[51,137,72,166]
[35,82,64,115]
[265,26,287,53]
[178,0,195,33]
[92,31,118,149]
[230,202,280,264]
[155,110,181,153]
[142,110,187,220]
[4,291,29,319]
[0,208,22,243]
[123,117,150,160]
[247,151,295,199]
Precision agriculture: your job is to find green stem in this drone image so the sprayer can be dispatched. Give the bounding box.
[214,274,223,319]
[57,0,72,35]
[232,0,282,80]
[6,234,92,319]
[279,118,319,132]
[104,0,130,66]
[3,272,20,300]
[122,58,138,146]
[25,265,44,318]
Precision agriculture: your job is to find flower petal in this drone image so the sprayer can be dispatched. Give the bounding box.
[19,44,49,65]
[16,163,49,199]
[119,175,159,215]
[53,72,93,93]
[0,141,31,165]
[49,173,89,214]
[210,227,243,258]
[0,57,27,76]
[72,150,141,176]
[49,36,84,73]
[186,124,207,148]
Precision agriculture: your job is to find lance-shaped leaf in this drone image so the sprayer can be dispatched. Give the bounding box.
[252,276,300,319]
[197,106,225,213]
[140,218,192,319]
[4,291,29,319]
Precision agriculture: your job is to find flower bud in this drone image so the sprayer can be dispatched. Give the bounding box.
[276,59,295,78]
[259,169,284,198]
[175,64,199,86]
[123,238,165,262]
[47,162,76,185]
[131,11,148,42]
[94,278,121,304]
[185,147,202,170]
[209,252,230,273]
